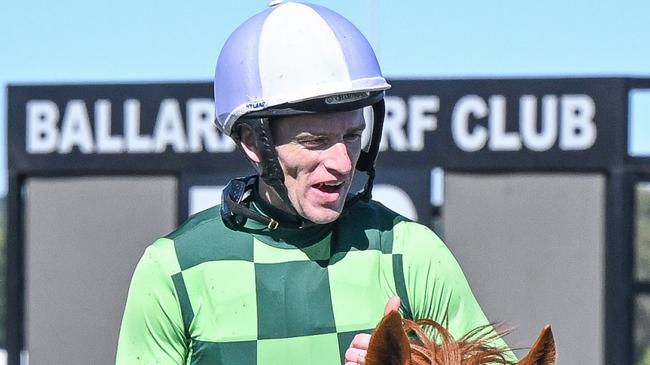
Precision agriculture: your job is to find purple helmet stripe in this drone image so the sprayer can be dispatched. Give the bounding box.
[214,8,272,128]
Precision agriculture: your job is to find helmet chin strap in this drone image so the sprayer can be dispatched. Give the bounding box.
[355,99,385,201]
[225,100,385,230]
[228,118,311,230]
[247,118,305,220]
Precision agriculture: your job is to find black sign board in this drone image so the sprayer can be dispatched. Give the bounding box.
[7,78,629,175]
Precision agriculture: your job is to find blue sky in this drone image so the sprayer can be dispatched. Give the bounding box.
[2,0,650,194]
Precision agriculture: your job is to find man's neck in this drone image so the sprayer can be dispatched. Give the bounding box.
[257,179,295,215]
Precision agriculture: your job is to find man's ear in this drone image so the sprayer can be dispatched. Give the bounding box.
[237,124,262,163]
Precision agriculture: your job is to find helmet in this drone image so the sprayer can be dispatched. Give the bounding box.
[214,1,390,135]
[215,1,390,228]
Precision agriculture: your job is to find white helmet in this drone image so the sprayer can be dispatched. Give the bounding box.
[214,1,390,135]
[215,1,390,228]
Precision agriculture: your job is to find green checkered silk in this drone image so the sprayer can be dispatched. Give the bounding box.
[117,199,501,365]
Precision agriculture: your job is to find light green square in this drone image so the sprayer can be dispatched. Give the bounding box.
[152,238,182,275]
[182,261,257,342]
[257,333,340,365]
[328,250,396,332]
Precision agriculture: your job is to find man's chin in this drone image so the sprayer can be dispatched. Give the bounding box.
[302,206,343,225]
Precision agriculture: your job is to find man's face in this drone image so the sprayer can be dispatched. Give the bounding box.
[269,110,366,224]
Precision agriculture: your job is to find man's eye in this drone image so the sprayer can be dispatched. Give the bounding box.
[344,133,362,142]
[301,138,327,147]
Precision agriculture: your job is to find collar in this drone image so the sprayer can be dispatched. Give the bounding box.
[220,175,334,247]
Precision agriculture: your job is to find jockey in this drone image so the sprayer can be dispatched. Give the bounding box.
[116,2,512,364]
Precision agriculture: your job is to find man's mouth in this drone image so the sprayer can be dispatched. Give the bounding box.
[313,181,344,194]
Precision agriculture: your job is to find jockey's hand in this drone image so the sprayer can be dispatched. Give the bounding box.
[344,296,401,365]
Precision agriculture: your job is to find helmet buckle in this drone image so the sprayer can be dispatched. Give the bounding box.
[267,219,279,230]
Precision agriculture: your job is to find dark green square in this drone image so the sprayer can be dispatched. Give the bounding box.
[332,204,396,256]
[255,260,336,339]
[190,340,256,365]
[173,221,254,270]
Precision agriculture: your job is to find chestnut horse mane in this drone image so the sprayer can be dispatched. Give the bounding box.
[401,317,513,365]
[366,311,556,365]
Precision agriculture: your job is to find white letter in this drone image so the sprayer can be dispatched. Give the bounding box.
[381,96,409,151]
[452,95,488,152]
[187,98,216,152]
[560,95,597,150]
[488,95,521,151]
[26,100,59,154]
[520,95,558,152]
[59,100,94,153]
[124,99,152,153]
[153,99,188,152]
[95,100,123,153]
[408,95,439,151]
[187,98,235,152]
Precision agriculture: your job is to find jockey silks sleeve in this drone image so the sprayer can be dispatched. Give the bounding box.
[116,200,512,364]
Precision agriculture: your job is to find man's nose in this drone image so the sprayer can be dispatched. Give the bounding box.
[323,142,353,175]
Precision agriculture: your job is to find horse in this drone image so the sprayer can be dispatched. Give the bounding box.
[365,311,556,365]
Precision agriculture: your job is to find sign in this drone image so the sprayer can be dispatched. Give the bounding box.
[377,79,625,170]
[8,78,628,174]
